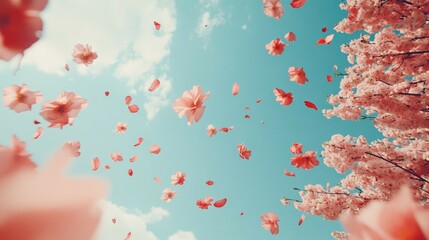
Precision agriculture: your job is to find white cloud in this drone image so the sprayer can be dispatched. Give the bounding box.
[94,201,169,240]
[195,0,225,48]
[22,0,177,120]
[168,231,197,240]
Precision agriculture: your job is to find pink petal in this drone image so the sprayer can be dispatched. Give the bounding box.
[304,101,318,110]
[316,38,326,45]
[256,99,262,103]
[91,157,100,171]
[284,32,297,42]
[244,114,250,119]
[124,232,131,240]
[290,0,307,8]
[125,96,132,105]
[240,212,244,216]
[154,21,161,30]
[206,180,214,186]
[232,83,239,96]
[327,75,333,82]
[214,198,227,208]
[105,91,110,96]
[325,34,335,44]
[148,79,160,92]
[33,127,43,139]
[244,106,250,110]
[219,127,229,133]
[298,214,305,226]
[33,120,41,124]
[112,218,116,224]
[130,155,138,163]
[128,169,133,176]
[333,65,338,70]
[65,64,69,71]
[154,177,162,183]
[104,165,110,170]
[322,27,327,32]
[133,137,143,147]
[150,144,161,154]
[128,104,139,113]
[284,170,296,177]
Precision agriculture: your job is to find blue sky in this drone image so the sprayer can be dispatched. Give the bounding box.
[0,0,384,239]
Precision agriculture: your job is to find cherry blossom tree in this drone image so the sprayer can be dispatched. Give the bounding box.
[294,0,429,221]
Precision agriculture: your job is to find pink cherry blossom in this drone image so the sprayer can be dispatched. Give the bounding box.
[150,144,161,154]
[161,188,176,202]
[290,142,303,154]
[196,196,213,210]
[115,122,127,134]
[62,141,81,157]
[280,197,290,206]
[291,151,319,170]
[39,92,88,128]
[72,44,98,66]
[237,144,252,160]
[261,212,280,235]
[340,186,429,240]
[288,67,309,85]
[273,88,293,106]
[0,0,48,60]
[262,0,284,20]
[110,152,123,162]
[207,124,217,137]
[91,157,100,171]
[0,137,107,240]
[171,171,186,186]
[3,84,43,113]
[265,38,286,56]
[172,85,210,125]
[284,32,296,42]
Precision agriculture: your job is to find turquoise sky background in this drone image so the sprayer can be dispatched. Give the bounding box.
[0,0,384,239]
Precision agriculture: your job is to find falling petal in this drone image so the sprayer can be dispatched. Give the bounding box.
[244,114,250,119]
[34,120,41,124]
[206,180,214,186]
[33,127,43,139]
[232,83,240,96]
[130,155,138,163]
[256,99,262,103]
[105,91,110,96]
[134,137,143,147]
[154,177,162,183]
[125,96,132,105]
[128,169,133,176]
[298,214,305,226]
[91,157,100,171]
[124,232,131,240]
[150,144,161,154]
[65,64,69,71]
[304,101,318,110]
[284,170,296,177]
[214,198,227,208]
[290,0,307,8]
[327,75,333,82]
[219,127,229,133]
[104,165,111,170]
[154,21,161,30]
[325,34,334,44]
[322,27,327,32]
[284,32,296,42]
[316,38,326,45]
[128,104,139,113]
[148,79,161,92]
[112,218,116,224]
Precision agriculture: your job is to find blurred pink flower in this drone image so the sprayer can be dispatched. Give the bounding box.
[161,188,176,202]
[172,85,210,125]
[115,122,127,134]
[263,0,284,19]
[290,142,303,154]
[0,136,107,240]
[266,38,286,56]
[291,151,319,170]
[39,92,88,128]
[62,141,81,157]
[273,88,293,106]
[171,171,186,186]
[237,144,252,160]
[340,186,429,240]
[207,124,217,137]
[3,84,43,113]
[0,0,48,60]
[289,67,308,85]
[261,212,280,235]
[72,44,98,66]
[196,196,213,210]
